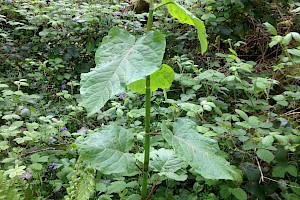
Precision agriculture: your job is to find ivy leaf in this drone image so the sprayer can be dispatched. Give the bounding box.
[77,124,137,176]
[162,0,208,54]
[127,64,175,94]
[161,119,240,180]
[80,27,166,116]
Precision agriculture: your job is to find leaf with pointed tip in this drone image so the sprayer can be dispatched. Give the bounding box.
[127,64,174,94]
[263,22,277,36]
[161,119,240,180]
[80,27,166,116]
[162,0,207,54]
[77,123,138,176]
[153,149,187,181]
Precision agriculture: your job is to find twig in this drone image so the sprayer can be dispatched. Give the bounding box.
[136,163,144,172]
[21,147,62,156]
[263,177,300,189]
[146,176,159,200]
[284,112,300,116]
[255,156,264,183]
[283,107,300,115]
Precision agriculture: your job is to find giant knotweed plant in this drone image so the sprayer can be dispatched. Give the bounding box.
[77,0,240,199]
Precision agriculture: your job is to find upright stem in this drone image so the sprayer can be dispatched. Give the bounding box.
[141,0,154,199]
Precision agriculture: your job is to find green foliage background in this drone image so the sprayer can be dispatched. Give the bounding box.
[0,0,300,199]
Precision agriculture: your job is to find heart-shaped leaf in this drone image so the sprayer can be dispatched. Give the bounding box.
[80,27,166,116]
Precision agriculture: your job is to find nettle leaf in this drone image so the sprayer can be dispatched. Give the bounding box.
[127,64,175,94]
[162,0,208,54]
[161,119,240,180]
[80,27,166,116]
[77,124,137,176]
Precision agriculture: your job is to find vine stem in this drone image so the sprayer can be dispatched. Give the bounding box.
[141,0,154,199]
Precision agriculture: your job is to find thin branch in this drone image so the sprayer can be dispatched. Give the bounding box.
[255,156,264,183]
[21,147,63,156]
[263,177,300,189]
[283,112,300,116]
[146,176,159,200]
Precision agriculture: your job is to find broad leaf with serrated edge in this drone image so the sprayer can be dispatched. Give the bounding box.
[162,0,207,54]
[161,119,239,180]
[76,123,137,176]
[80,27,166,116]
[128,64,174,94]
[137,148,187,181]
[256,149,274,163]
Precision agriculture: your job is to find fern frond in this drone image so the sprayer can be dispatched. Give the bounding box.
[0,170,25,200]
[65,158,96,200]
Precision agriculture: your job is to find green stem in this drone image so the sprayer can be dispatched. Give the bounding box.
[141,76,151,200]
[141,0,154,199]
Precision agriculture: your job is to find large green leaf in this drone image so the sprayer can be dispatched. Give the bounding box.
[161,119,239,180]
[151,148,187,181]
[80,27,166,116]
[76,124,138,176]
[127,64,174,94]
[137,148,187,181]
[162,0,208,54]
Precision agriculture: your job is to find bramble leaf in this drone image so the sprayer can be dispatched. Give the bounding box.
[257,149,275,163]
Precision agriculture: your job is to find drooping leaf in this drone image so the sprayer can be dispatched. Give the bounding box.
[127,64,175,94]
[77,123,137,176]
[291,32,300,42]
[263,22,277,36]
[161,119,240,180]
[283,33,293,46]
[162,0,207,54]
[80,27,166,116]
[287,49,300,57]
